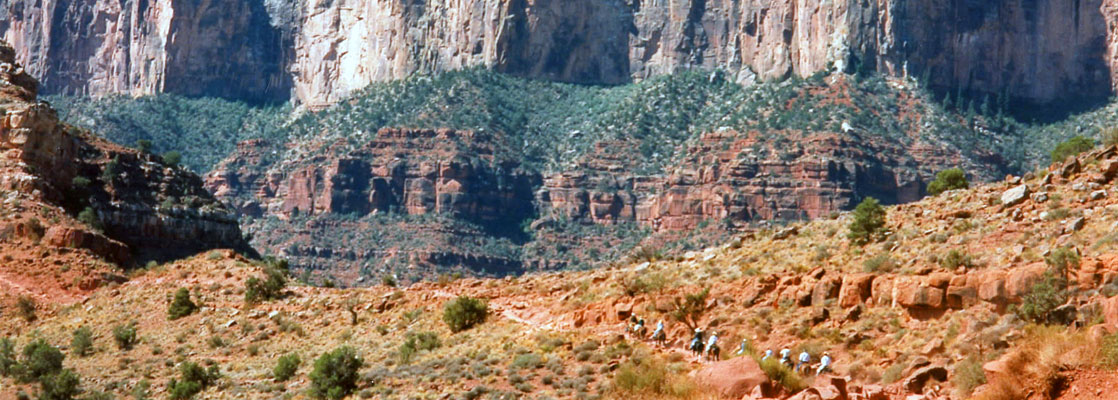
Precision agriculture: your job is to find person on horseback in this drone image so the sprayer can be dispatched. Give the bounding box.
[779,348,792,367]
[816,352,832,376]
[651,320,666,346]
[705,331,720,361]
[735,339,749,355]
[797,350,811,374]
[630,317,646,338]
[689,328,705,356]
[762,349,773,361]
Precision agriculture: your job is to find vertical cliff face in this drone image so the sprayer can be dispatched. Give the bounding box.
[2,0,1117,107]
[0,0,291,102]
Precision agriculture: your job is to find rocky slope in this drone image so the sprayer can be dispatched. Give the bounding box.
[197,71,1009,283]
[2,0,1116,108]
[0,39,248,305]
[5,140,1118,399]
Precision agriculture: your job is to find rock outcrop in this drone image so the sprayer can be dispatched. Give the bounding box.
[0,39,247,264]
[3,0,1118,107]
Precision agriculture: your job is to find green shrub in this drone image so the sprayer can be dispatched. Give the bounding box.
[612,354,693,396]
[273,353,301,382]
[101,156,120,184]
[16,295,35,322]
[163,151,182,167]
[37,368,81,400]
[863,254,897,273]
[77,207,102,231]
[136,140,152,154]
[1051,135,1095,163]
[511,353,543,370]
[399,332,441,364]
[1015,271,1067,324]
[168,361,220,400]
[381,275,397,287]
[71,326,93,357]
[0,337,15,376]
[939,249,975,270]
[848,197,886,245]
[443,296,488,333]
[245,262,288,304]
[757,357,806,393]
[927,168,969,196]
[1045,247,1080,278]
[167,288,198,320]
[671,288,710,330]
[952,356,986,397]
[309,346,364,400]
[18,339,64,383]
[112,323,138,350]
[70,176,91,189]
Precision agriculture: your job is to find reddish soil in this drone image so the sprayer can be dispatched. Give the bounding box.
[1053,370,1118,400]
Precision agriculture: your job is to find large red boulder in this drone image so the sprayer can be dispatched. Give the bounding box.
[839,274,875,308]
[693,356,770,399]
[895,278,945,310]
[1104,296,1118,333]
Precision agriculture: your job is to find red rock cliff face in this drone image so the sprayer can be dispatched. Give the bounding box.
[2,0,1117,107]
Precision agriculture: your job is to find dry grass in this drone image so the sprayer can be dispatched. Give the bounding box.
[974,325,1098,400]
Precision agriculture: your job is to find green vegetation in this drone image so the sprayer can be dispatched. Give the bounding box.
[273,353,301,382]
[245,258,289,304]
[0,338,15,376]
[399,332,441,364]
[927,168,969,196]
[939,249,975,270]
[670,288,711,330]
[863,254,897,273]
[1015,271,1067,324]
[1050,135,1095,163]
[611,352,693,397]
[442,296,488,333]
[952,356,986,397]
[162,151,182,167]
[70,326,93,357]
[112,323,138,350]
[135,139,152,153]
[757,357,806,393]
[168,361,221,400]
[37,368,81,400]
[309,346,364,400]
[15,339,64,383]
[15,296,35,322]
[101,157,120,184]
[77,207,102,231]
[167,288,198,320]
[848,197,886,245]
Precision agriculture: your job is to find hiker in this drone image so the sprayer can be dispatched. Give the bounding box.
[735,339,749,355]
[761,349,773,361]
[651,320,666,346]
[705,331,720,361]
[816,352,832,376]
[797,350,811,373]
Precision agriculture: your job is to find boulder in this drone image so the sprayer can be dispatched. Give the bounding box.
[693,355,770,399]
[1066,216,1086,233]
[786,388,823,400]
[895,279,945,310]
[902,365,948,394]
[1102,159,1118,182]
[1104,296,1118,333]
[812,276,842,306]
[839,274,875,308]
[773,226,799,240]
[1005,264,1048,302]
[1000,184,1029,207]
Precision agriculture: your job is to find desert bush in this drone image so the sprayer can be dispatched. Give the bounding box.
[510,353,543,370]
[1016,271,1068,324]
[621,272,667,296]
[863,254,897,273]
[309,346,364,399]
[168,288,198,320]
[112,323,138,350]
[16,339,64,383]
[611,352,694,397]
[0,338,15,376]
[274,353,301,382]
[848,197,886,245]
[168,361,221,400]
[101,157,120,184]
[627,246,662,263]
[15,296,35,322]
[37,368,81,400]
[399,332,441,364]
[940,249,975,270]
[244,261,288,304]
[1051,135,1095,163]
[757,357,805,393]
[443,296,488,333]
[927,168,969,196]
[71,176,91,189]
[71,326,93,357]
[163,151,182,167]
[952,356,986,397]
[381,275,397,287]
[670,288,710,330]
[136,140,152,154]
[1102,333,1118,368]
[77,207,102,231]
[1045,247,1079,278]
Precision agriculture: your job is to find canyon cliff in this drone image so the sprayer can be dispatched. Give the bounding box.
[1,0,1116,108]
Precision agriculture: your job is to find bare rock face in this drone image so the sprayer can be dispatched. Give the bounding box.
[693,356,771,399]
[0,0,290,102]
[4,0,1118,107]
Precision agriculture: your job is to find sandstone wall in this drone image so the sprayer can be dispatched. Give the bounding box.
[2,0,1117,107]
